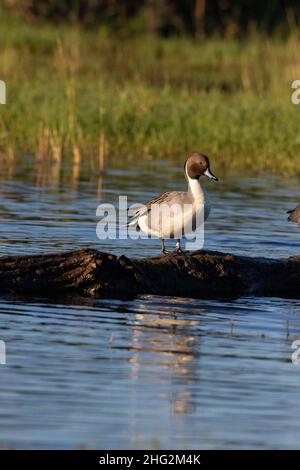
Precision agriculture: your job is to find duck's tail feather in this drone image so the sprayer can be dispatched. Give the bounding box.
[127,216,140,230]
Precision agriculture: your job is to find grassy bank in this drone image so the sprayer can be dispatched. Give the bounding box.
[1,14,300,174]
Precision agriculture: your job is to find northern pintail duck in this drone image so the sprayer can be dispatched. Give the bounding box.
[287,204,300,223]
[129,152,218,254]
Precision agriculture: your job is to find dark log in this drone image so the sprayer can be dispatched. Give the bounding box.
[0,248,300,300]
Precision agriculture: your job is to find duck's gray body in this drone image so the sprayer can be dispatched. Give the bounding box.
[135,184,210,239]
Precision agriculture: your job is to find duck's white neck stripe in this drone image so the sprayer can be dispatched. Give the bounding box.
[184,162,204,200]
[187,175,204,200]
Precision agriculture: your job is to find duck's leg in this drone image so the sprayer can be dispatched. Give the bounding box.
[160,238,169,255]
[175,239,184,254]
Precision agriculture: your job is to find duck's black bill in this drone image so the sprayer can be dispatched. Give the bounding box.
[204,168,218,181]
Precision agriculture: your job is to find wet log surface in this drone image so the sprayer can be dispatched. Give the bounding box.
[0,248,300,300]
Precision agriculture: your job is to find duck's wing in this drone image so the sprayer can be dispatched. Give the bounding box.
[128,191,180,225]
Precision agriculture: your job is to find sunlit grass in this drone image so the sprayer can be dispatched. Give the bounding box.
[1,13,300,174]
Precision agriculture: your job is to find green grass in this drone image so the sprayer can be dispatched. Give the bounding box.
[1,13,300,174]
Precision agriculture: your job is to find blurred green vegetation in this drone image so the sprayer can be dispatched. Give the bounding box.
[0,12,300,174]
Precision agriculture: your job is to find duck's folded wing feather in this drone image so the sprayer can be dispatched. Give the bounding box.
[128,192,176,225]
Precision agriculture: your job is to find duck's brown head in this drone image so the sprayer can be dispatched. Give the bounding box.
[184,152,218,181]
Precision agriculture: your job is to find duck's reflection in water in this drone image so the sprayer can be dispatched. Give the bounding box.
[123,299,201,415]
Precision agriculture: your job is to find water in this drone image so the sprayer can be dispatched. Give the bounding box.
[1,158,300,449]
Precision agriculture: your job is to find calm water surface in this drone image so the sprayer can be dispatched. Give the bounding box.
[0,159,300,449]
